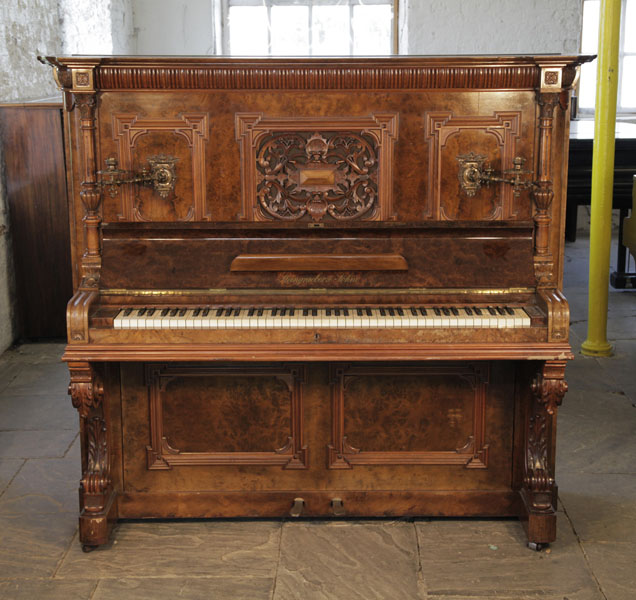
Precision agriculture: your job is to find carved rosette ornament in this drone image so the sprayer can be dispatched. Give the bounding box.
[256,131,379,222]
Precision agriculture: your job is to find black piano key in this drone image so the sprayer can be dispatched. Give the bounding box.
[233,308,241,317]
[464,307,473,315]
[334,309,340,317]
[123,308,133,316]
[379,308,387,316]
[451,307,459,316]
[146,308,156,316]
[302,308,309,316]
[397,307,404,316]
[216,308,223,317]
[365,308,372,316]
[202,308,210,317]
[137,308,146,316]
[442,307,451,316]
[169,308,178,317]
[410,307,418,316]
[473,307,483,315]
[248,308,255,317]
[179,308,187,317]
[224,308,232,317]
[357,308,364,316]
[488,307,497,315]
[433,307,441,316]
[419,307,427,316]
[388,307,395,316]
[193,308,201,317]
[312,308,318,317]
[343,308,349,316]
[506,307,515,316]
[257,308,264,317]
[281,308,287,317]
[272,308,278,317]
[289,308,295,316]
[496,306,506,316]
[326,308,332,316]
[160,308,169,317]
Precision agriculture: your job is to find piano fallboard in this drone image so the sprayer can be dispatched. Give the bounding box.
[100,222,536,291]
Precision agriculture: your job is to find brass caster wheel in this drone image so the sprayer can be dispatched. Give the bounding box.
[82,544,97,553]
[527,542,548,552]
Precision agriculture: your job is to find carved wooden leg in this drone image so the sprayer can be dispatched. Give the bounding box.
[68,361,117,549]
[520,360,568,547]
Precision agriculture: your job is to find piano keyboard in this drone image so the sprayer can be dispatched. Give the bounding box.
[113,306,531,330]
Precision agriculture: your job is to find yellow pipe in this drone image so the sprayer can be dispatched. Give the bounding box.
[581,0,621,357]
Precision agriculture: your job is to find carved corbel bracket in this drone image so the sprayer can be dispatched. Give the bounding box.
[68,362,103,419]
[532,361,568,416]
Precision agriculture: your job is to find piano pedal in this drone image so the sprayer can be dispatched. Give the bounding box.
[289,497,305,517]
[331,497,345,517]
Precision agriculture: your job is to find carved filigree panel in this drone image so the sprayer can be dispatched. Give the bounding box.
[236,113,397,222]
[112,113,209,221]
[145,364,307,470]
[425,111,522,220]
[328,363,490,469]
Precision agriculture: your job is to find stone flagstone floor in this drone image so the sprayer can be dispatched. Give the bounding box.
[0,234,634,599]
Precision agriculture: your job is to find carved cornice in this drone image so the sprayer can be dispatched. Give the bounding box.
[96,65,540,90]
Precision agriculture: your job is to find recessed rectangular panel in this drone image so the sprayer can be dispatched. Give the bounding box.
[145,364,307,469]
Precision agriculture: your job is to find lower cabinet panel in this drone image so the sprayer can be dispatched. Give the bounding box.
[120,361,516,500]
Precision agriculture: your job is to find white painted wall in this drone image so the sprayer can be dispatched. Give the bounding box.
[131,0,582,57]
[61,0,134,54]
[402,0,582,55]
[133,0,214,55]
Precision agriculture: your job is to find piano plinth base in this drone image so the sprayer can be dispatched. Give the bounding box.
[71,358,567,550]
[78,489,118,551]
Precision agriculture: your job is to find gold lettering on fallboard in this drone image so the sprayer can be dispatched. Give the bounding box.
[277,273,362,287]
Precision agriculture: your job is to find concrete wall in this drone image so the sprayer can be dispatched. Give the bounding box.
[402,0,582,55]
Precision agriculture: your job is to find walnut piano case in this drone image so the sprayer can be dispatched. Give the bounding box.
[43,55,590,551]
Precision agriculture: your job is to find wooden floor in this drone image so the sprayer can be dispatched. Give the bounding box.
[0,234,634,599]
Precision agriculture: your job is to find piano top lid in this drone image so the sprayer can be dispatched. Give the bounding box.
[40,54,595,92]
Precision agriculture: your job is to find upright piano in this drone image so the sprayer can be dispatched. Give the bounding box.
[42,55,591,551]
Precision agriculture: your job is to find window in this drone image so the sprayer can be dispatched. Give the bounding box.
[218,0,395,56]
[579,0,636,114]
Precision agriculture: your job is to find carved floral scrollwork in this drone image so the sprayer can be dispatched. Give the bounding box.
[81,416,111,512]
[256,131,379,222]
[524,412,553,512]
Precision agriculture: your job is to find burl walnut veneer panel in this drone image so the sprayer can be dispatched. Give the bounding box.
[100,223,536,291]
[95,90,537,226]
[120,362,514,496]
